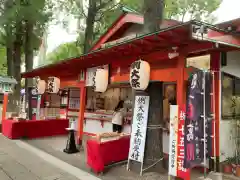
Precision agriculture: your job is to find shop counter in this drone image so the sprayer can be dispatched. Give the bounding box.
[86,135,130,174]
[2,118,69,139]
[84,112,131,135]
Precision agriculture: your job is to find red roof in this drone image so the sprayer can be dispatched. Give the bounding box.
[22,20,240,79]
[90,12,181,51]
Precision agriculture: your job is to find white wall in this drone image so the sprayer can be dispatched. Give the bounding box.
[220,51,240,162]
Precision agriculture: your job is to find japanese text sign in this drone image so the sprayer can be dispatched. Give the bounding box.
[129,95,150,163]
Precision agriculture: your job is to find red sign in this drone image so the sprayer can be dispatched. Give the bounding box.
[177,108,190,180]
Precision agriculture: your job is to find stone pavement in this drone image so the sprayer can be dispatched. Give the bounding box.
[0,134,100,180]
[0,134,236,180]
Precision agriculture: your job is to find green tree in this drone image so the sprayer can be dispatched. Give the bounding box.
[165,0,222,22]
[0,0,53,112]
[141,0,165,172]
[46,42,82,64]
[119,0,221,22]
[54,0,119,53]
[53,0,221,57]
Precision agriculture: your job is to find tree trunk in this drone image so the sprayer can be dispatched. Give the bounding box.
[83,0,97,53]
[5,24,15,112]
[142,0,165,173]
[144,82,164,172]
[24,20,34,117]
[6,44,14,77]
[25,20,34,87]
[4,1,14,77]
[11,22,23,113]
[143,0,164,33]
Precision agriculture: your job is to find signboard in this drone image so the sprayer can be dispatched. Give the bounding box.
[128,95,150,163]
[86,65,108,87]
[168,105,190,179]
[184,71,212,169]
[168,105,178,176]
[177,109,190,179]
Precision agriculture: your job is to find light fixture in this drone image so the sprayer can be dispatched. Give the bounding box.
[168,47,179,59]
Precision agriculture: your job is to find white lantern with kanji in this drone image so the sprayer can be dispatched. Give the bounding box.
[130,60,150,90]
[93,68,109,93]
[36,80,46,94]
[47,77,60,93]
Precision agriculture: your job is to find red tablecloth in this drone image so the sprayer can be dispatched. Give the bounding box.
[87,136,130,173]
[2,119,69,139]
[2,119,26,139]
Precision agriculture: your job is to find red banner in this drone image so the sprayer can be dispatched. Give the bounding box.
[177,107,190,180]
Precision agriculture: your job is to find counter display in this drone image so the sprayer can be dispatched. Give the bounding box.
[83,111,132,135]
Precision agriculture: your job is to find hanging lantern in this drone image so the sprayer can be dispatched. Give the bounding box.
[47,77,60,93]
[130,60,150,90]
[93,68,109,93]
[36,80,46,95]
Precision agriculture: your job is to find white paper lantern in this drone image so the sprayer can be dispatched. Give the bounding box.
[130,60,150,90]
[47,77,60,93]
[93,68,109,93]
[36,80,46,94]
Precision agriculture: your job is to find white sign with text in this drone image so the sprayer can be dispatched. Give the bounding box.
[128,95,150,163]
[168,105,179,176]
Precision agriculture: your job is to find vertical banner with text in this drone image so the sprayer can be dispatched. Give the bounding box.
[168,105,190,179]
[184,71,213,169]
[168,105,179,176]
[128,95,150,163]
[177,107,190,179]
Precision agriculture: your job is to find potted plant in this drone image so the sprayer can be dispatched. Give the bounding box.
[232,155,240,177]
[223,157,234,174]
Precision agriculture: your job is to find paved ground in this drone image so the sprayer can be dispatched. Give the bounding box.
[23,136,238,180]
[0,134,237,180]
[0,134,98,180]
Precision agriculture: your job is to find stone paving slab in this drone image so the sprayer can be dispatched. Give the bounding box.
[0,134,97,180]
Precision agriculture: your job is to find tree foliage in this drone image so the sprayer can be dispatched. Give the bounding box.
[0,0,53,112]
[46,41,82,64]
[47,0,221,64]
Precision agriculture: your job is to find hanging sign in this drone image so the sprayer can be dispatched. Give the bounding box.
[184,71,212,169]
[168,105,190,179]
[128,95,150,163]
[130,60,150,91]
[93,68,109,93]
[168,105,179,176]
[177,108,190,179]
[47,77,60,93]
[86,65,108,87]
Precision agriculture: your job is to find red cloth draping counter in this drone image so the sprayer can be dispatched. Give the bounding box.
[87,136,130,174]
[2,119,69,139]
[2,119,26,139]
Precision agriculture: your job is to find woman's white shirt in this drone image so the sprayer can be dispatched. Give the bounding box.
[112,108,125,125]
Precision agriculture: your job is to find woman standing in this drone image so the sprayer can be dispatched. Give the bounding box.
[112,100,125,133]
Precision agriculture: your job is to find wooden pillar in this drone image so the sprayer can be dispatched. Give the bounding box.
[176,54,190,180]
[210,52,221,172]
[2,93,8,121]
[177,54,186,106]
[78,84,86,146]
